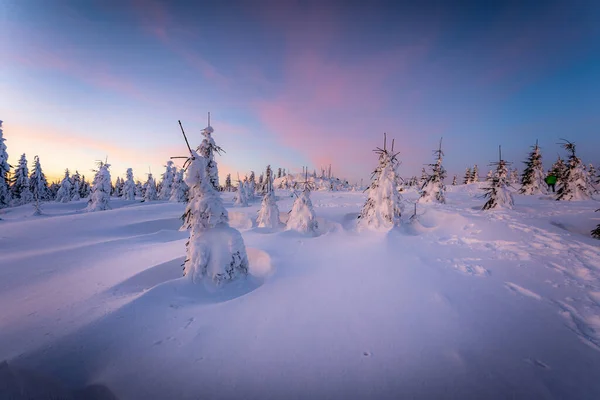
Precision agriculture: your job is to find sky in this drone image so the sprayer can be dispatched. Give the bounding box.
[1,0,599,184]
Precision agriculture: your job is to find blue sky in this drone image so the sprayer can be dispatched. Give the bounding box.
[1,0,599,183]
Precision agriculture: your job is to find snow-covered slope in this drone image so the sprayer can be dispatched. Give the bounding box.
[1,190,600,399]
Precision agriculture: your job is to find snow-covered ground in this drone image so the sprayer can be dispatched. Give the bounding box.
[1,185,600,399]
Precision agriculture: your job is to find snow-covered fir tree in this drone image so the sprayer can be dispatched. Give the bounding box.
[282,169,286,177]
[182,151,248,285]
[29,155,47,215]
[170,169,188,202]
[123,168,136,200]
[55,169,72,203]
[419,138,446,203]
[463,167,472,184]
[47,182,59,200]
[247,171,256,198]
[70,171,81,201]
[452,175,457,186]
[29,155,48,202]
[113,177,122,197]
[556,140,590,201]
[592,209,600,239]
[224,174,232,192]
[79,175,90,199]
[510,169,519,184]
[471,165,479,183]
[86,161,112,212]
[551,156,566,184]
[287,173,318,234]
[357,135,403,230]
[586,164,597,193]
[486,169,494,180]
[233,176,248,206]
[135,180,143,198]
[197,121,222,191]
[482,146,514,210]
[257,169,280,228]
[159,160,176,200]
[144,173,158,202]
[419,167,427,186]
[11,154,33,206]
[0,120,11,208]
[519,140,547,195]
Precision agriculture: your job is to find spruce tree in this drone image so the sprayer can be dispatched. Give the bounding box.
[357,134,403,230]
[587,164,597,193]
[234,176,248,206]
[197,120,223,191]
[0,120,12,208]
[182,150,248,285]
[55,169,72,203]
[79,175,89,199]
[86,161,112,211]
[463,167,471,184]
[29,155,47,215]
[159,161,175,200]
[419,138,446,203]
[257,169,280,228]
[225,174,232,192]
[70,171,81,201]
[471,165,479,183]
[556,140,590,201]
[482,146,514,210]
[551,156,567,184]
[170,168,188,202]
[248,171,256,198]
[122,168,136,200]
[287,171,318,234]
[11,154,33,206]
[48,182,60,200]
[452,175,457,186]
[519,140,547,195]
[592,209,600,239]
[144,173,158,202]
[510,169,519,184]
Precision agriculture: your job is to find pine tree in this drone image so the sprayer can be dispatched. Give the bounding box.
[419,138,446,203]
[471,165,479,183]
[70,171,81,201]
[519,140,547,195]
[248,171,256,198]
[463,167,471,184]
[358,134,403,230]
[122,168,136,200]
[159,160,176,200]
[11,154,33,206]
[287,171,318,234]
[197,121,223,191]
[182,150,248,285]
[556,140,590,201]
[0,120,12,208]
[170,168,188,202]
[55,169,72,203]
[225,174,232,192]
[144,173,158,202]
[257,169,280,228]
[86,161,112,211]
[551,156,567,184]
[482,146,514,210]
[29,156,47,215]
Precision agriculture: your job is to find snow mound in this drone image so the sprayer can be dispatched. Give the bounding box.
[228,211,253,230]
[246,247,274,280]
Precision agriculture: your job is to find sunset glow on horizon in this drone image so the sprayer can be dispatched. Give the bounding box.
[1,0,599,184]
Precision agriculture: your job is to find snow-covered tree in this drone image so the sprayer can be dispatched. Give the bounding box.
[463,167,471,184]
[29,156,47,215]
[144,173,158,202]
[452,175,457,186]
[135,180,143,198]
[419,167,427,186]
[113,177,122,197]
[29,155,48,202]
[170,169,188,202]
[257,170,280,228]
[234,178,248,207]
[510,169,519,184]
[224,174,232,192]
[556,140,590,201]
[587,164,598,193]
[282,169,286,177]
[0,120,11,208]
[471,165,479,183]
[11,154,33,206]
[86,161,112,211]
[247,171,256,198]
[122,168,136,200]
[519,140,547,195]
[551,156,567,184]
[419,138,446,203]
[287,175,318,234]
[592,209,600,239]
[55,169,72,203]
[159,161,176,200]
[182,151,248,285]
[358,135,403,230]
[486,169,493,180]
[197,123,222,191]
[482,146,514,210]
[48,182,59,200]
[79,175,90,199]
[70,171,81,201]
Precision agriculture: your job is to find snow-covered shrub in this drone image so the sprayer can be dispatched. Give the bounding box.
[519,141,547,195]
[86,161,112,212]
[358,135,403,230]
[182,151,248,285]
